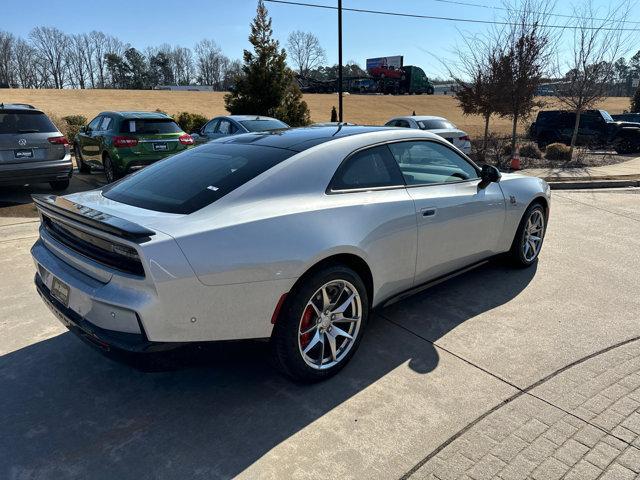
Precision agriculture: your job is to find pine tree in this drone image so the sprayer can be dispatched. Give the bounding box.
[631,85,640,113]
[225,0,310,126]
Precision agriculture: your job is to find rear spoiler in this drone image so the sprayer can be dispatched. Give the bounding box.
[32,194,155,241]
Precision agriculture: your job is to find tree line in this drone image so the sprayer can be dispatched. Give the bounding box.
[0,27,242,90]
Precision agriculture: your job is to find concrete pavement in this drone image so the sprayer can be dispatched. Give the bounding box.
[1,189,640,479]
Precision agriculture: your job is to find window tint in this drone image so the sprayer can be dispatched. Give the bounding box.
[216,119,233,134]
[100,116,112,131]
[396,120,411,128]
[120,118,182,134]
[418,119,456,130]
[102,144,295,214]
[203,119,219,135]
[388,141,478,185]
[87,116,102,131]
[0,110,58,134]
[239,119,288,132]
[331,145,403,191]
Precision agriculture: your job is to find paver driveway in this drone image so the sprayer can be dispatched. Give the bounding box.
[1,188,639,479]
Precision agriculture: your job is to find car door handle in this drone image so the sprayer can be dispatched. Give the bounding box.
[420,208,437,217]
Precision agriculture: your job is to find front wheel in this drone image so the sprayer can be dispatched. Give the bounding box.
[509,203,546,267]
[271,265,369,382]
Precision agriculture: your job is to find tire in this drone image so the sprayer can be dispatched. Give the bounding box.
[103,153,119,183]
[426,87,435,95]
[75,145,91,173]
[271,264,369,382]
[49,179,70,191]
[613,137,636,154]
[509,203,547,268]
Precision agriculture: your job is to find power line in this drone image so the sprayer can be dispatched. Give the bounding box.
[425,0,640,26]
[263,0,640,32]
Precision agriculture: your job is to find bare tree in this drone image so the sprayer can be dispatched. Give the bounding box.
[450,34,504,158]
[30,26,70,88]
[0,31,15,87]
[554,0,631,155]
[66,34,89,89]
[13,39,38,88]
[172,46,195,85]
[195,39,229,89]
[494,0,556,154]
[286,30,326,77]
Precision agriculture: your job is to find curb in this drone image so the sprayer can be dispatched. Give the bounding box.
[548,179,640,190]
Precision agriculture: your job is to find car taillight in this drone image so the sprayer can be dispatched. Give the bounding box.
[113,136,138,148]
[48,136,69,146]
[179,134,194,146]
[459,135,470,142]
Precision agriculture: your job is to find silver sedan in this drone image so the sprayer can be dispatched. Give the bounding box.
[31,126,550,381]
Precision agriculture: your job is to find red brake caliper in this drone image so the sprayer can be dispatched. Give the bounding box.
[300,305,315,349]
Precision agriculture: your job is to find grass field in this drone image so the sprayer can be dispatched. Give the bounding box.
[1,88,633,137]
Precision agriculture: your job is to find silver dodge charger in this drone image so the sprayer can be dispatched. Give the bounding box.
[31,126,550,381]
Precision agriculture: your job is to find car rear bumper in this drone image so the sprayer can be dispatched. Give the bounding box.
[0,156,73,186]
[34,271,184,354]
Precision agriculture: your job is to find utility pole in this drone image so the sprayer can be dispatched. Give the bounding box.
[338,0,343,122]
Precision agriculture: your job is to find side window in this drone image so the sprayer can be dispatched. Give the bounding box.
[203,119,219,135]
[388,141,479,185]
[100,116,112,131]
[331,145,404,191]
[580,113,602,129]
[87,116,102,131]
[396,120,411,128]
[216,120,232,135]
[385,120,398,127]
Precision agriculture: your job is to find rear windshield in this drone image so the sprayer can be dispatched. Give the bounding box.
[102,144,295,214]
[120,119,182,134]
[418,119,456,130]
[239,119,288,132]
[0,110,58,134]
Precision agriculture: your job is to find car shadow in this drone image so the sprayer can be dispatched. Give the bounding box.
[0,259,536,479]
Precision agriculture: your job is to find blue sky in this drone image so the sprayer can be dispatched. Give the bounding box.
[4,0,640,78]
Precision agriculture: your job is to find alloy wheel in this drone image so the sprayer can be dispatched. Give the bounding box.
[522,209,545,262]
[298,279,362,370]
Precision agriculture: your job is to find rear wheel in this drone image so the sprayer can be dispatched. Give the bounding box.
[614,137,637,154]
[49,179,70,191]
[271,264,368,382]
[509,203,546,267]
[75,145,91,173]
[103,153,119,183]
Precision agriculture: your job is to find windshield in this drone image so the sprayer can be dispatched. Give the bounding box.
[103,144,295,214]
[0,110,58,134]
[120,119,182,134]
[239,119,288,132]
[600,110,614,122]
[417,119,456,130]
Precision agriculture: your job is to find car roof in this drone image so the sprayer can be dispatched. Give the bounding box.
[100,111,172,120]
[216,125,394,152]
[224,115,283,122]
[391,116,446,122]
[0,102,40,111]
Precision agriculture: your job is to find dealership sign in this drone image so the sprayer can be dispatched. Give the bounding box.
[366,56,404,71]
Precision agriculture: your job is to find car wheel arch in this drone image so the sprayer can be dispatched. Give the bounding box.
[291,252,374,308]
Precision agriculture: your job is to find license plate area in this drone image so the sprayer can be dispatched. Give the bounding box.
[153,143,168,151]
[14,148,34,159]
[51,277,70,307]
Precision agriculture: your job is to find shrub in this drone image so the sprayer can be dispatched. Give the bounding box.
[172,112,209,134]
[330,106,337,122]
[61,115,88,143]
[519,143,542,159]
[545,142,572,161]
[632,85,640,113]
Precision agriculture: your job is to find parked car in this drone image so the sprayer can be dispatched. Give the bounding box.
[529,109,640,153]
[31,126,549,381]
[368,65,404,79]
[611,113,640,123]
[74,111,194,183]
[385,116,471,154]
[191,115,289,144]
[0,103,72,190]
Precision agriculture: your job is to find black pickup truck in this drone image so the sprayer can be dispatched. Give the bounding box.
[529,109,640,153]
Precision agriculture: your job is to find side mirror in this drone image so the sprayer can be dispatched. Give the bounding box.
[480,164,501,184]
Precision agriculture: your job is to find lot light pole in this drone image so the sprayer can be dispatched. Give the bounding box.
[338,0,343,122]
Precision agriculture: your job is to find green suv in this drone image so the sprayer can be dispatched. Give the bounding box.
[74,111,194,182]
